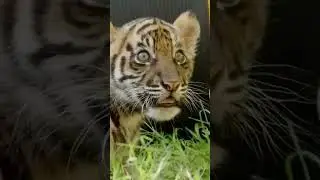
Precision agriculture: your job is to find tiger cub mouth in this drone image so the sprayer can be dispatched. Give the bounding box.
[146,95,182,121]
[156,96,178,107]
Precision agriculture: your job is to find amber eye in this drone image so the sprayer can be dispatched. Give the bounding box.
[175,51,186,65]
[136,50,151,64]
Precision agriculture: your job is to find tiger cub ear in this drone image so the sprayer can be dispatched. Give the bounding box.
[173,11,201,52]
[110,22,118,42]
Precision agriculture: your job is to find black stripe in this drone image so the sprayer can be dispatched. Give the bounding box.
[181,62,189,69]
[147,89,160,92]
[119,75,140,82]
[120,56,126,75]
[62,1,91,29]
[61,0,107,29]
[139,34,145,42]
[160,28,171,36]
[29,43,96,66]
[110,54,118,78]
[77,0,107,15]
[111,111,120,128]
[148,84,159,88]
[146,38,150,47]
[126,43,133,52]
[111,129,126,144]
[136,18,157,34]
[137,42,145,48]
[137,73,146,83]
[129,61,140,71]
[69,0,107,39]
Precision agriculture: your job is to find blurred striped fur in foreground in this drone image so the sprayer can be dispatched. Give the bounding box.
[0,0,109,179]
[211,0,268,168]
[212,1,320,180]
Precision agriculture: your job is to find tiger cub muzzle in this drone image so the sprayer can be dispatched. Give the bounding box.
[140,51,188,121]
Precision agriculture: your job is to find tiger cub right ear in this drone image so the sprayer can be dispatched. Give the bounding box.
[110,22,118,42]
[173,11,200,54]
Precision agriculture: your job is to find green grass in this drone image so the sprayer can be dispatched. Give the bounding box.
[111,110,210,180]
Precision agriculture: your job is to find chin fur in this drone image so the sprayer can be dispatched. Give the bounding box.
[145,106,181,121]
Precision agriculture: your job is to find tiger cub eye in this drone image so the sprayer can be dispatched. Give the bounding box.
[175,51,186,65]
[136,50,151,64]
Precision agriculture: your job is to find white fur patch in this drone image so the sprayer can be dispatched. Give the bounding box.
[145,106,181,121]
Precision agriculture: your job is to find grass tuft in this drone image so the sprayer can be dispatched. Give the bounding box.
[111,109,210,180]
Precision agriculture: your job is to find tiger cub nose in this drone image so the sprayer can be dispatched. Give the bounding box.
[161,80,180,91]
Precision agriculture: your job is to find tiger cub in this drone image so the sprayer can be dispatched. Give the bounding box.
[109,11,201,150]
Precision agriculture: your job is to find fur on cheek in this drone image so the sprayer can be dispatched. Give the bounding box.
[145,107,181,121]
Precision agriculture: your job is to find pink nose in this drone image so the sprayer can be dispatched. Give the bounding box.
[161,81,180,91]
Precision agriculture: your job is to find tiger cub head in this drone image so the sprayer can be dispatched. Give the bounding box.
[110,11,200,121]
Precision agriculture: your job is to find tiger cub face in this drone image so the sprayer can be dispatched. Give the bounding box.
[110,11,200,121]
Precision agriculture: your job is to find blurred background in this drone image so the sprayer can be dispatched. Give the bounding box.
[218,0,320,179]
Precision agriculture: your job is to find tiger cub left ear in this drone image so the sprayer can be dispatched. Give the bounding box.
[173,11,201,52]
[110,22,118,42]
